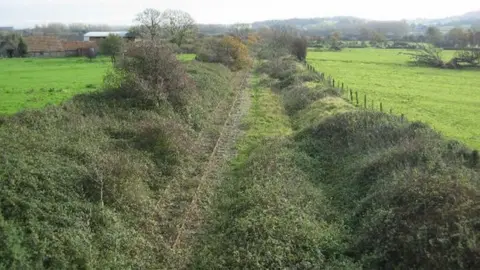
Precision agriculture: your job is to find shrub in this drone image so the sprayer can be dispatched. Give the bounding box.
[194,139,355,269]
[114,41,195,112]
[85,47,97,61]
[256,57,297,80]
[295,111,480,269]
[195,36,252,70]
[17,37,28,57]
[99,34,124,63]
[0,56,235,269]
[291,37,308,61]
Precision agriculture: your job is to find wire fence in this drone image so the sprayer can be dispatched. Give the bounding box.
[303,61,406,122]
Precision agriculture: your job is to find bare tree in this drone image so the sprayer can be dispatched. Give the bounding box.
[426,26,443,46]
[134,8,163,41]
[161,9,196,48]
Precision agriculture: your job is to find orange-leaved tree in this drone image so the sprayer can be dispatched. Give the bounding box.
[219,36,252,70]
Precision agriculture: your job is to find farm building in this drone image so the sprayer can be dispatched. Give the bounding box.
[83,31,135,43]
[23,36,65,57]
[21,36,97,57]
[63,41,98,56]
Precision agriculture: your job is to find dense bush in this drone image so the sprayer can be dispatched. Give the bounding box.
[113,41,195,113]
[194,139,358,269]
[291,37,308,61]
[295,111,480,269]
[0,58,235,268]
[256,56,297,80]
[254,55,480,269]
[195,36,252,70]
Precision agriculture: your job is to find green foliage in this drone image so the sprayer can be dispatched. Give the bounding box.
[0,57,110,115]
[99,34,124,63]
[16,38,27,57]
[194,75,358,269]
[195,36,252,70]
[307,48,480,149]
[404,44,446,67]
[426,26,444,46]
[295,111,480,269]
[255,56,297,81]
[0,56,193,115]
[0,60,234,268]
[232,57,480,269]
[195,139,355,269]
[257,58,341,116]
[293,96,354,130]
[291,37,308,61]
[111,41,195,113]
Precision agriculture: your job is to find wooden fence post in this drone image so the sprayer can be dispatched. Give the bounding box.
[350,89,353,102]
[364,94,367,108]
[341,83,344,91]
[380,102,383,112]
[472,150,478,166]
[355,91,359,106]
[332,79,335,88]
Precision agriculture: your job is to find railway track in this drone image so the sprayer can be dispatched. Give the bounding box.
[171,70,250,251]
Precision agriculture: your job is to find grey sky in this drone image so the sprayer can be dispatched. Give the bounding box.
[1,0,479,28]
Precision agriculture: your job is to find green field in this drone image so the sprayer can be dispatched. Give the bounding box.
[0,54,195,115]
[308,48,480,149]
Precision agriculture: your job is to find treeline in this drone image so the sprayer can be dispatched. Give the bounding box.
[424,26,480,48]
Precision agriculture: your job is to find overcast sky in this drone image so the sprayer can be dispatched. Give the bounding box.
[0,0,479,28]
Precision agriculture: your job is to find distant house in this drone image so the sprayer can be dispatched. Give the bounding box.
[63,41,98,56]
[83,31,135,43]
[23,36,65,57]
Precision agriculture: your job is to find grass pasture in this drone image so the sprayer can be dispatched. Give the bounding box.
[307,48,480,149]
[0,54,196,115]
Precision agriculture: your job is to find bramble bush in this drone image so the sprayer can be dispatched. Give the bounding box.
[195,36,252,70]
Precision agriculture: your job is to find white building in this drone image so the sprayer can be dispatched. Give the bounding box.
[83,31,134,42]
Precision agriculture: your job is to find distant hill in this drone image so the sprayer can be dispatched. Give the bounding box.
[250,10,480,29]
[197,10,480,36]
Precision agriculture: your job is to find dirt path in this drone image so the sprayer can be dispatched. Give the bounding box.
[167,70,252,268]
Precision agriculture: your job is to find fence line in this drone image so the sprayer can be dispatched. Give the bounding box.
[303,61,406,122]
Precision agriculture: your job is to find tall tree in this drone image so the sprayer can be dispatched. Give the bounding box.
[134,8,163,41]
[329,31,342,50]
[425,26,443,46]
[371,31,387,47]
[17,37,28,57]
[359,27,371,41]
[100,34,124,63]
[446,28,467,47]
[161,9,196,48]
